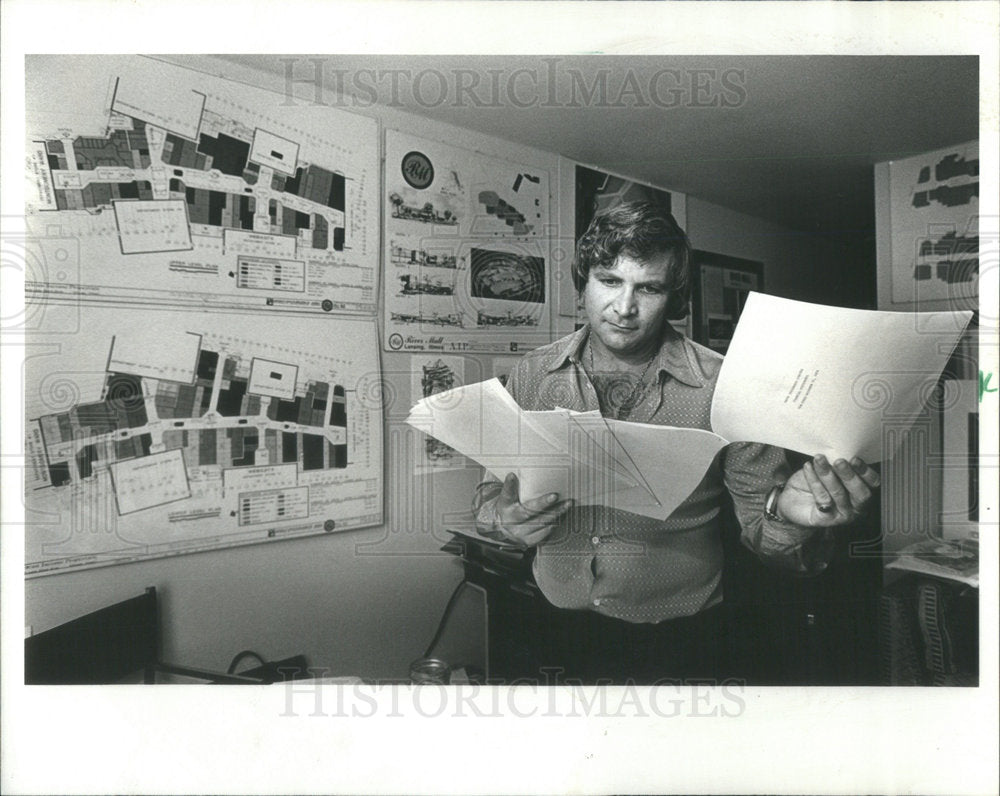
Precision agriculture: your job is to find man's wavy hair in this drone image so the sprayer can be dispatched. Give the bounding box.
[572,201,692,320]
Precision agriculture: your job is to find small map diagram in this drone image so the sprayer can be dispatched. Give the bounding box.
[39,111,347,255]
[913,229,978,286]
[418,358,462,466]
[32,341,348,511]
[470,247,545,304]
[909,152,979,288]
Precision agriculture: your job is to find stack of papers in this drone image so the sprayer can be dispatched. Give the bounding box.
[407,293,972,519]
[885,540,979,587]
[407,378,724,519]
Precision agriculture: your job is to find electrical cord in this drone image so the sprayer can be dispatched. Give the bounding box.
[423,578,470,659]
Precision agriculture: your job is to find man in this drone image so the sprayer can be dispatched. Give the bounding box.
[473,201,879,684]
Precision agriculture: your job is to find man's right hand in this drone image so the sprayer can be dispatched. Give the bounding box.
[493,472,574,547]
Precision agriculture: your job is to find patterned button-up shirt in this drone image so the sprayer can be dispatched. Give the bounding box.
[474,324,833,624]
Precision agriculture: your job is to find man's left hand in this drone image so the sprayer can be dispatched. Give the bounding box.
[776,455,880,527]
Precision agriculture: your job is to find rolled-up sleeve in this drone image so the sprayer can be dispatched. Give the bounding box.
[722,441,835,575]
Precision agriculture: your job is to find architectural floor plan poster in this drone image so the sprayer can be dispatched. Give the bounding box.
[383,130,552,353]
[23,305,383,576]
[25,55,379,315]
[888,140,979,307]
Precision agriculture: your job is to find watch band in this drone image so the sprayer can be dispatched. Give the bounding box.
[764,483,785,522]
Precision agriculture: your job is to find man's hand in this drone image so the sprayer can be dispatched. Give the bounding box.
[776,455,880,527]
[493,472,574,547]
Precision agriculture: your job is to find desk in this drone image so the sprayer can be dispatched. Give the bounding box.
[441,534,548,683]
[444,517,883,685]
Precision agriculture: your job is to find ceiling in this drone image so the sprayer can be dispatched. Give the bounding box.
[223,55,978,235]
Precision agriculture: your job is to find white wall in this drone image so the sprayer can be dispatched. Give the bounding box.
[25,55,864,680]
[685,195,874,307]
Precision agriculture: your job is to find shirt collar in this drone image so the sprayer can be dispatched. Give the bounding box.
[545,323,707,389]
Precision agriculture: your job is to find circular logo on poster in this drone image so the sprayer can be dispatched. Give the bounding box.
[401,151,434,189]
[388,333,404,350]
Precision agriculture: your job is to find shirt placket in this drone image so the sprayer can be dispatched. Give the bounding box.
[570,361,601,413]
[627,370,666,424]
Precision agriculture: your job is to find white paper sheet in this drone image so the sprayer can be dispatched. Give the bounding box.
[408,383,651,507]
[407,379,573,499]
[524,409,645,504]
[711,292,973,461]
[601,420,728,517]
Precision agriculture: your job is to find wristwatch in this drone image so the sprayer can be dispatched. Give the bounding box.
[764,483,785,522]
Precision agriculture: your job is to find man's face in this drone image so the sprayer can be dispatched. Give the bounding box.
[582,252,673,361]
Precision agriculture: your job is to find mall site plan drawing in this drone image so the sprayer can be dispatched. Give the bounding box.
[34,344,348,498]
[24,304,382,576]
[22,57,384,576]
[25,55,379,314]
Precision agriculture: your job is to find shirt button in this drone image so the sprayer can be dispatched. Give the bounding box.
[591,535,600,545]
[592,598,602,606]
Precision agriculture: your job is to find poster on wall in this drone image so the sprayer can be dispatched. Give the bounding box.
[691,250,763,354]
[24,55,380,316]
[23,306,384,576]
[410,355,466,470]
[383,130,553,353]
[888,140,979,308]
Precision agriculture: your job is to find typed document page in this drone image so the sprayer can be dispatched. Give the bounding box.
[710,292,974,462]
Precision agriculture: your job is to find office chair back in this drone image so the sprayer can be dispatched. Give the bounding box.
[25,587,159,684]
